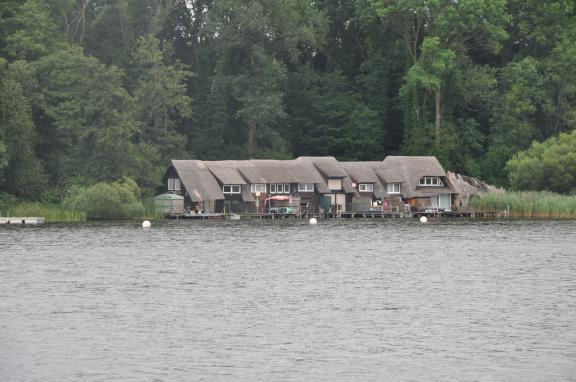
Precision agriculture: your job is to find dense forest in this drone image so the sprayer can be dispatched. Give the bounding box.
[1,0,575,200]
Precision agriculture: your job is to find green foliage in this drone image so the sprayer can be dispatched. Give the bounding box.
[0,60,47,198]
[506,131,576,194]
[0,0,574,199]
[64,177,145,220]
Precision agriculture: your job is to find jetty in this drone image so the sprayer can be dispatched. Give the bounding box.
[166,210,499,220]
[0,217,45,225]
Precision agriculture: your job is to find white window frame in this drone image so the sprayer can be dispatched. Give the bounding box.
[298,183,314,192]
[251,184,266,193]
[223,185,241,194]
[419,177,444,187]
[283,184,290,194]
[359,183,374,192]
[168,177,181,191]
[270,184,277,194]
[387,183,400,194]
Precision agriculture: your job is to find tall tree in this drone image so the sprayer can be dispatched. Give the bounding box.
[0,59,47,198]
[132,35,192,162]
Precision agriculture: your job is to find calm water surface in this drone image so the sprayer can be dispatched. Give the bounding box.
[1,219,575,381]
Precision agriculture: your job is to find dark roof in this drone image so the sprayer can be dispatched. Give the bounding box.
[171,160,224,202]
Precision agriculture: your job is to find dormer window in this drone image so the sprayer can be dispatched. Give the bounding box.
[359,183,374,192]
[386,183,400,194]
[419,177,444,186]
[223,185,241,194]
[270,184,290,194]
[328,179,342,190]
[251,184,266,193]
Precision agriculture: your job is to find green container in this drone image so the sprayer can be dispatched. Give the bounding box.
[154,193,184,214]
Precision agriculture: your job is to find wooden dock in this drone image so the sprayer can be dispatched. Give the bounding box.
[167,210,500,220]
[0,217,45,225]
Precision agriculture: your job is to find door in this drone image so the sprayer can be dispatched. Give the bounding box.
[439,194,451,211]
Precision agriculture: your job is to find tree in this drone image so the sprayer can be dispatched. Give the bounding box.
[34,48,158,191]
[0,59,47,198]
[2,0,63,61]
[132,35,192,162]
[507,130,576,194]
[369,0,508,169]
[206,0,327,158]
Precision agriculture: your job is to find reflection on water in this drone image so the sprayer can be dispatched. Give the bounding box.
[1,219,575,381]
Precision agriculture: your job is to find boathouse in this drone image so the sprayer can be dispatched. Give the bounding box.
[381,156,455,211]
[159,156,457,215]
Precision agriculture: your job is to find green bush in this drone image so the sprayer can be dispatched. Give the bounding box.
[507,131,576,194]
[64,177,145,220]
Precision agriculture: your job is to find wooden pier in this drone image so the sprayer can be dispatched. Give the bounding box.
[167,210,499,220]
[0,217,45,225]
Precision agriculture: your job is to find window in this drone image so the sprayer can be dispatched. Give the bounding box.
[359,183,374,192]
[223,185,241,194]
[168,178,180,191]
[251,184,266,193]
[298,183,314,192]
[328,178,342,190]
[271,184,289,194]
[387,183,400,194]
[419,177,444,187]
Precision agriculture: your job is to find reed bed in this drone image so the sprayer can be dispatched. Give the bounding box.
[143,198,164,221]
[2,202,87,222]
[2,198,164,223]
[470,191,576,218]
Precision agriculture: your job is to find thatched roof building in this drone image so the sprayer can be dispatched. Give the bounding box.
[161,155,459,213]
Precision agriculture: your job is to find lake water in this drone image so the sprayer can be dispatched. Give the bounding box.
[1,219,575,381]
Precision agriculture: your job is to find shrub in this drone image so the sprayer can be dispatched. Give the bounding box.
[507,131,576,194]
[64,177,145,220]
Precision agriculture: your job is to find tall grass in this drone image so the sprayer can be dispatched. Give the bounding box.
[2,199,165,222]
[2,202,87,222]
[143,198,164,221]
[470,191,576,218]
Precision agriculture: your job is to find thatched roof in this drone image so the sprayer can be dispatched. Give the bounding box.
[382,156,454,197]
[297,157,348,178]
[375,167,404,183]
[339,161,381,183]
[235,160,324,184]
[166,156,455,201]
[204,161,247,185]
[171,160,224,202]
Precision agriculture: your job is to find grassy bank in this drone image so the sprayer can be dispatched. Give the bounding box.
[470,191,576,218]
[1,198,164,223]
[2,202,87,222]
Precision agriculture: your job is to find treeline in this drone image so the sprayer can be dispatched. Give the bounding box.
[1,0,575,200]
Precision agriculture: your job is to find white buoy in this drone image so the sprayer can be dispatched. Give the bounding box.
[420,216,428,223]
[309,217,318,225]
[142,220,151,228]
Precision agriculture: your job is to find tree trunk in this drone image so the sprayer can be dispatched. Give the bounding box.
[248,121,256,158]
[435,90,441,148]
